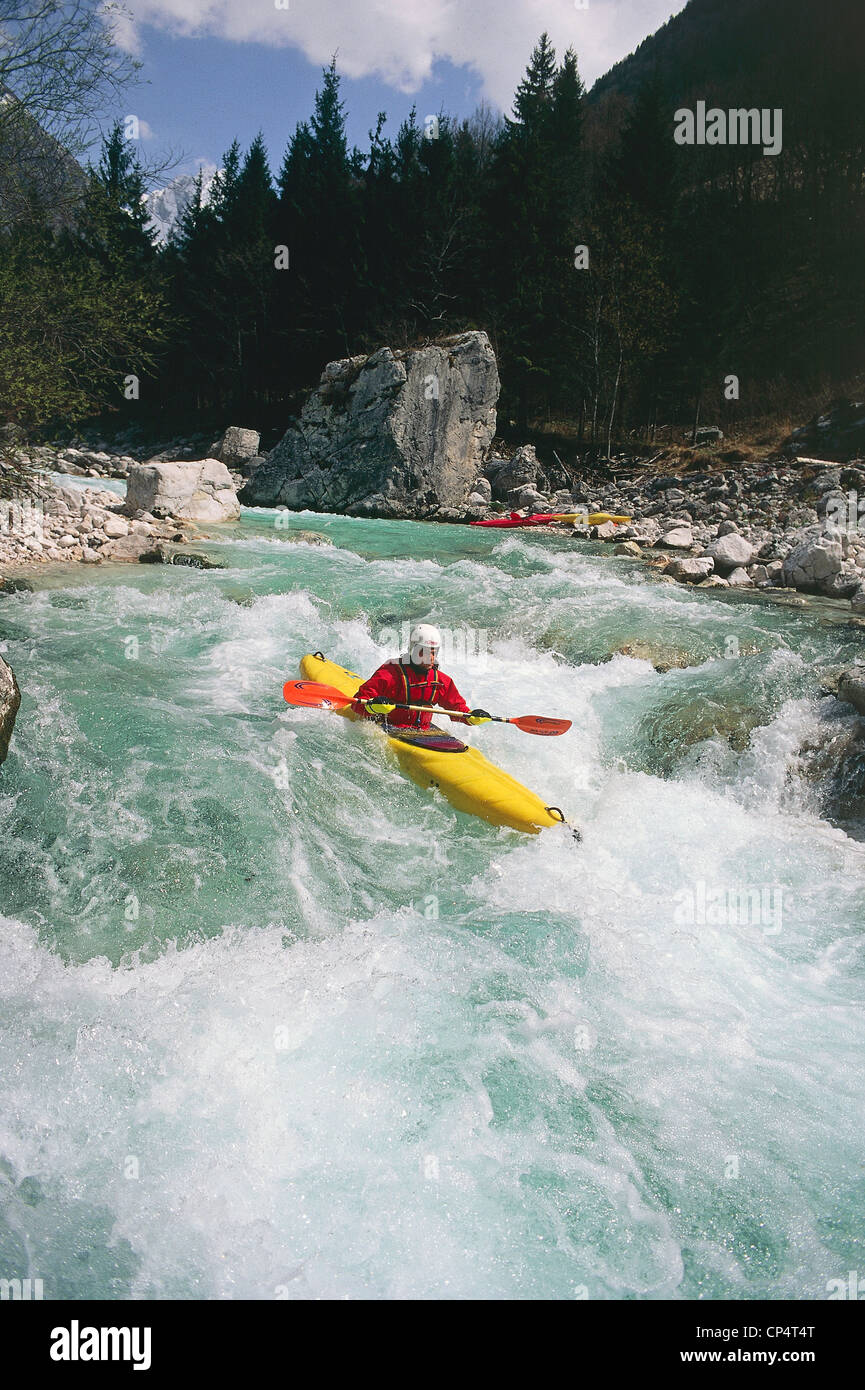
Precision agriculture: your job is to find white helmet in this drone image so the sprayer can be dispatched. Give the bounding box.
[406,622,441,667]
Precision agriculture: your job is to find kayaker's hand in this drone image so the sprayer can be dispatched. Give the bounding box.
[465,709,492,725]
[365,700,396,716]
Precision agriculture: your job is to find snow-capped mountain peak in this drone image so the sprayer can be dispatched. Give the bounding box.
[143,163,220,245]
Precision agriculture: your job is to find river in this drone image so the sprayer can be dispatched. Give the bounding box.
[1,499,863,1299]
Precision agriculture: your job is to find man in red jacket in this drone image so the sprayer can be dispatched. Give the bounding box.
[352,624,491,731]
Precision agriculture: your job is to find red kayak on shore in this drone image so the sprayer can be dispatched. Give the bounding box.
[471,511,631,529]
[471,512,561,529]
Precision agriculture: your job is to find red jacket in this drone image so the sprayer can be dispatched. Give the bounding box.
[352,661,471,729]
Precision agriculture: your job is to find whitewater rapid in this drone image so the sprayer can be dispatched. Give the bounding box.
[1,507,863,1298]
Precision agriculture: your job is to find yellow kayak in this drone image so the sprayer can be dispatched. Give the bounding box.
[299,654,572,835]
[554,512,632,524]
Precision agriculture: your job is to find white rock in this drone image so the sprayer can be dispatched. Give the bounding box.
[659,525,693,549]
[102,515,129,538]
[666,556,715,582]
[726,567,754,587]
[126,459,241,523]
[704,532,755,572]
[782,531,842,590]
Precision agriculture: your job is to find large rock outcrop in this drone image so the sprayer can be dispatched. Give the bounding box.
[126,460,241,523]
[0,654,20,763]
[240,331,499,517]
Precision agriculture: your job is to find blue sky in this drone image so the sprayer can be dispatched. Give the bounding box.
[124,29,490,178]
[103,1,687,183]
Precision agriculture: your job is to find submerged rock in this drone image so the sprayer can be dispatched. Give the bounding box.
[639,695,763,775]
[142,546,225,569]
[0,653,20,762]
[837,668,865,717]
[613,641,696,672]
[240,331,499,518]
[287,530,333,546]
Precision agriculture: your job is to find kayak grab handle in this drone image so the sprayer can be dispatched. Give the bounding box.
[313,650,325,661]
[546,805,582,841]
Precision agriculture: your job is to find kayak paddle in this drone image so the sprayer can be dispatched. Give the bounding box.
[283,679,354,709]
[282,680,571,736]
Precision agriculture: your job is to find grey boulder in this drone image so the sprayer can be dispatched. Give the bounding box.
[838,669,865,716]
[781,529,848,595]
[217,427,261,467]
[659,525,694,549]
[704,532,755,573]
[666,556,715,582]
[240,331,499,518]
[489,445,539,500]
[0,653,20,763]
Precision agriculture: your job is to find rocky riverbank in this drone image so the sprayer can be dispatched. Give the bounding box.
[3,360,865,613]
[471,439,865,612]
[0,450,243,571]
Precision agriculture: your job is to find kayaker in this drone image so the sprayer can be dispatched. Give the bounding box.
[352,624,492,730]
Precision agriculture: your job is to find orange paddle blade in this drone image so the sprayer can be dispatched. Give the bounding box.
[283,679,353,710]
[508,715,571,736]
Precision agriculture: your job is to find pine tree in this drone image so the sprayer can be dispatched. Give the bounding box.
[484,36,587,433]
[605,73,676,218]
[274,59,363,372]
[83,120,157,267]
[511,33,557,130]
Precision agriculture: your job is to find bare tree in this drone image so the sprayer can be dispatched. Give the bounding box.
[465,102,504,174]
[0,1,137,147]
[0,1,167,227]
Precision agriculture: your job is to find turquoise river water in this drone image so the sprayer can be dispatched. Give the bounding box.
[1,496,864,1299]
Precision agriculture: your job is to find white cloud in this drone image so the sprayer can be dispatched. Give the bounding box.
[109,0,686,108]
